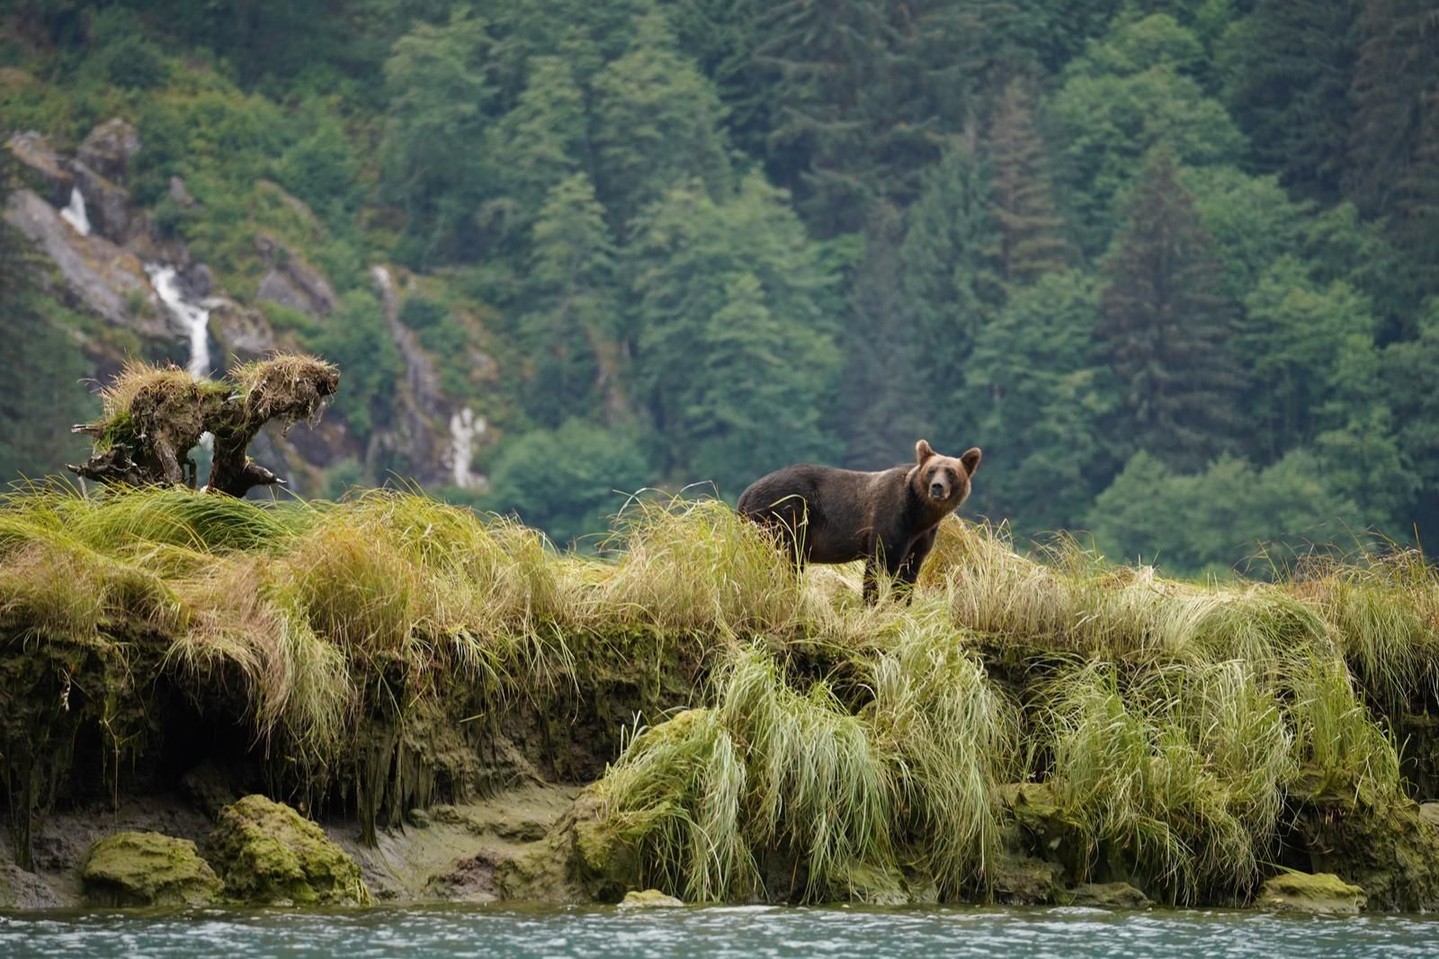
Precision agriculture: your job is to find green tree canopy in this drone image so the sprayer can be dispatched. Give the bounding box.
[1097,147,1241,472]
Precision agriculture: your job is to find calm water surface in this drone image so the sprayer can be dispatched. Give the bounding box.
[1,904,1436,958]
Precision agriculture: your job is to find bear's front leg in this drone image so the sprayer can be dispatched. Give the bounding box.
[894,528,939,591]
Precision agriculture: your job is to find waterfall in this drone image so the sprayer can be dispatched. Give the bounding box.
[144,263,212,379]
[59,186,91,236]
[449,407,486,489]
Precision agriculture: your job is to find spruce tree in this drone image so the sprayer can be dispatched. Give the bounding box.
[1097,147,1241,473]
[985,77,1069,289]
[1221,0,1357,203]
[837,200,927,468]
[519,173,624,427]
[1347,0,1437,221]
[590,9,730,238]
[897,137,1002,423]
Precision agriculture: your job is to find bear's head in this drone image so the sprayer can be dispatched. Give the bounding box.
[911,439,982,510]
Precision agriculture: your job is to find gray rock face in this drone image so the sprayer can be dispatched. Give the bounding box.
[4,131,73,205]
[208,297,277,360]
[255,235,337,318]
[3,188,168,338]
[78,118,142,185]
[69,160,133,242]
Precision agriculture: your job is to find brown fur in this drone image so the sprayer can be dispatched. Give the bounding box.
[737,440,982,602]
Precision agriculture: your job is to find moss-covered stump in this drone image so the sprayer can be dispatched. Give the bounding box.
[1257,872,1366,916]
[207,795,371,906]
[81,832,222,908]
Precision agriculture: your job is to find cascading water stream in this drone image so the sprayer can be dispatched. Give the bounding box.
[59,186,91,236]
[145,262,217,483]
[144,263,212,379]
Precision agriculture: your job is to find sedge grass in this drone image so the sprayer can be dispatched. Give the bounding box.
[594,495,805,638]
[863,610,1017,893]
[0,483,1429,902]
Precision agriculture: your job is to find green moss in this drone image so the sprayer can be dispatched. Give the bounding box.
[618,888,684,908]
[1258,871,1366,915]
[206,795,371,906]
[82,831,222,908]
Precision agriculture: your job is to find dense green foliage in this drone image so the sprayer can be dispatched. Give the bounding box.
[1,0,1436,574]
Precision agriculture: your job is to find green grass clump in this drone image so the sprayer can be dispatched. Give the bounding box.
[864,611,1016,894]
[594,496,805,638]
[596,645,893,903]
[594,635,1016,903]
[591,707,758,902]
[1299,549,1439,719]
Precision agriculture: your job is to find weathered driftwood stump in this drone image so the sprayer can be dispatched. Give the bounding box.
[69,355,339,497]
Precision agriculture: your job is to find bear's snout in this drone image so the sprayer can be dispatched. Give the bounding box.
[929,480,949,499]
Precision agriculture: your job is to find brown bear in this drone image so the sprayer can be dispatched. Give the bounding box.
[737,439,982,602]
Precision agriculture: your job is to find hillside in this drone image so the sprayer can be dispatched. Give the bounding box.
[2,1,1438,576]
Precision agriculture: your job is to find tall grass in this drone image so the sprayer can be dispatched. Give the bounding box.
[596,646,893,902]
[0,484,1430,902]
[864,611,1017,894]
[594,496,805,637]
[1037,662,1282,902]
[595,635,1017,903]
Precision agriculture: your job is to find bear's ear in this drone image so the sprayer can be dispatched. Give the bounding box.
[915,439,936,464]
[960,447,982,475]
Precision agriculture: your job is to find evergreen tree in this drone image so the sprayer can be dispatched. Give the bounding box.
[1347,0,1438,223]
[590,9,731,237]
[687,272,841,494]
[1238,256,1376,461]
[1383,301,1439,541]
[754,0,986,235]
[966,270,1117,536]
[1184,166,1309,303]
[517,173,625,428]
[1048,14,1246,254]
[986,77,1070,289]
[1097,147,1241,472]
[379,11,496,266]
[836,201,927,469]
[485,55,588,247]
[628,174,839,482]
[1220,0,1357,203]
[897,138,1002,422]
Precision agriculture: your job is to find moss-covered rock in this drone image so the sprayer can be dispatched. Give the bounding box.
[989,850,1062,906]
[618,888,684,908]
[206,795,371,906]
[81,831,222,908]
[1258,871,1366,916]
[1058,882,1152,909]
[1293,796,1439,911]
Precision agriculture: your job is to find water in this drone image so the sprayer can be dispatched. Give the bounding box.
[144,262,212,379]
[449,406,485,489]
[60,186,91,236]
[1,905,1434,959]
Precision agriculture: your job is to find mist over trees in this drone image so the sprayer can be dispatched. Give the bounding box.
[2,0,1436,577]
